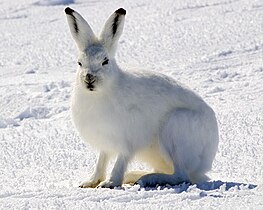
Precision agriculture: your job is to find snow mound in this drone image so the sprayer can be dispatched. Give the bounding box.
[0,117,19,128]
[15,106,50,120]
[35,0,74,6]
[24,66,38,74]
[43,81,70,93]
[208,86,225,94]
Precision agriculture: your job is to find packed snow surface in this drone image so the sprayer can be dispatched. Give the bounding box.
[0,0,262,209]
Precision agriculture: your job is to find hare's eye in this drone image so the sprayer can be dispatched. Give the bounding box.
[102,58,109,66]
[77,62,82,67]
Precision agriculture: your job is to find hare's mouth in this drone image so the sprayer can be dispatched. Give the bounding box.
[84,79,96,91]
[84,80,96,91]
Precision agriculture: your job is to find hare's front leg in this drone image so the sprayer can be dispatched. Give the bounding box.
[79,152,109,188]
[98,154,130,188]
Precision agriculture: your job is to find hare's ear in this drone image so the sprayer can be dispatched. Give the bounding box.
[65,7,95,51]
[100,8,126,58]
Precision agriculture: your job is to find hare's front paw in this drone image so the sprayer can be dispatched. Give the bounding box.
[79,180,101,188]
[97,180,122,189]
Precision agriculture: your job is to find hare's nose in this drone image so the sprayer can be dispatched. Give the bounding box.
[86,73,96,82]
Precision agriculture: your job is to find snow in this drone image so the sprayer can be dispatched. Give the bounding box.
[35,0,75,6]
[0,0,262,209]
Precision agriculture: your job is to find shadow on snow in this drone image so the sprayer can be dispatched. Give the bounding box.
[140,180,257,196]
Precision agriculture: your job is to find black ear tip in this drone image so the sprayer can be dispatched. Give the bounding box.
[115,8,126,15]
[65,7,74,15]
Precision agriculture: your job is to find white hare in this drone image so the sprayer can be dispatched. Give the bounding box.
[65,7,219,188]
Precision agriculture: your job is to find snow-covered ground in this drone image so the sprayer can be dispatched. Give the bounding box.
[0,0,262,209]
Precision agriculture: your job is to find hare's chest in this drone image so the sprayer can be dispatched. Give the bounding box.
[72,97,117,130]
[71,94,155,152]
[72,98,130,142]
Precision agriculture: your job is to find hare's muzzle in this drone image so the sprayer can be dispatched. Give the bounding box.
[84,73,96,91]
[85,73,96,82]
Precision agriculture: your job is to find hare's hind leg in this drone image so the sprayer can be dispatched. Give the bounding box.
[160,108,218,183]
[137,108,218,187]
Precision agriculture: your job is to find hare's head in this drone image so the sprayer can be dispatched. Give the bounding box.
[65,7,126,91]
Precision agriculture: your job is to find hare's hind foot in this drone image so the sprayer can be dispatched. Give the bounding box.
[135,173,190,188]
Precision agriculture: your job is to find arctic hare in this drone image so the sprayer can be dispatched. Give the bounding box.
[65,7,219,188]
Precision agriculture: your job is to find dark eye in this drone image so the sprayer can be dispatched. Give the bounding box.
[77,62,82,67]
[102,58,109,66]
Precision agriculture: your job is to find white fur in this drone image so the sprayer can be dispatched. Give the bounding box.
[65,7,219,188]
